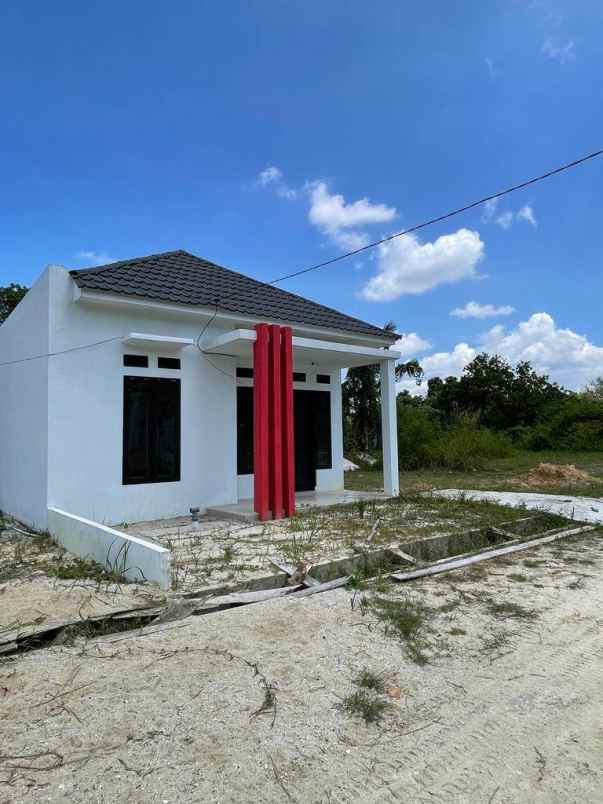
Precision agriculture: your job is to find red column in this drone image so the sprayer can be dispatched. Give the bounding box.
[280,326,296,517]
[268,325,284,519]
[253,324,270,521]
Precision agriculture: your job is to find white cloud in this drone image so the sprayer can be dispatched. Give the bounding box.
[398,313,603,394]
[394,332,431,358]
[75,250,116,266]
[257,166,282,186]
[361,228,485,301]
[451,301,515,319]
[256,165,297,199]
[542,38,576,64]
[517,204,537,226]
[482,198,537,229]
[496,211,514,230]
[307,181,396,250]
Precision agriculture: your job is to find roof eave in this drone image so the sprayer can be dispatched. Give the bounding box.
[74,286,398,347]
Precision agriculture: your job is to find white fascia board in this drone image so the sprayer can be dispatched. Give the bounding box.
[123,332,195,351]
[75,288,397,349]
[204,329,400,367]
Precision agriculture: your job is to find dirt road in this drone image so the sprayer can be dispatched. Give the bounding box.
[1,529,602,802]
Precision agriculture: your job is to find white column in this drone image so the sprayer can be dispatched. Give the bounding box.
[380,359,399,496]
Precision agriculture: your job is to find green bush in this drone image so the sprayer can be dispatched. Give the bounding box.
[397,409,513,471]
[521,396,603,451]
[397,406,442,469]
[437,416,513,470]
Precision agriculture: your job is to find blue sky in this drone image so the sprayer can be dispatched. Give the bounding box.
[2,1,602,389]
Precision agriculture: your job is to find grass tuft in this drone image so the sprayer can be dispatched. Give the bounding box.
[353,669,385,693]
[368,594,432,664]
[341,690,391,724]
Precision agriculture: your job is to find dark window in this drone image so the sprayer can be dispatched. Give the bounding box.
[236,367,254,379]
[158,356,181,370]
[293,372,306,382]
[315,390,332,468]
[237,386,254,474]
[316,374,331,384]
[123,354,148,368]
[123,377,180,484]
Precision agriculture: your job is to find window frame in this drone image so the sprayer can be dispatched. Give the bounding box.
[122,375,181,485]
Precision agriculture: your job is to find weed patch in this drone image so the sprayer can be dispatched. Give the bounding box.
[367,595,433,664]
[353,669,385,693]
[341,690,391,724]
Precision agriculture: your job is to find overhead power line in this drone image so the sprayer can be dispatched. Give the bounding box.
[269,148,603,285]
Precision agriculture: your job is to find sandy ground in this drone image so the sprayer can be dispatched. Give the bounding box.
[0,520,165,643]
[435,490,603,525]
[1,527,602,802]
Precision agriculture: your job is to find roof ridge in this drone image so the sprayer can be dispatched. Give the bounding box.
[69,249,188,277]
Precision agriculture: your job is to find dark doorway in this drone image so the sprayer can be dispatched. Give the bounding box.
[294,389,332,492]
[235,386,332,493]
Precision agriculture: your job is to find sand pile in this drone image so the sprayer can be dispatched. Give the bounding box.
[525,462,596,487]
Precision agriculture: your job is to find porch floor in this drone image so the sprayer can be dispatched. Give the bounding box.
[206,489,391,523]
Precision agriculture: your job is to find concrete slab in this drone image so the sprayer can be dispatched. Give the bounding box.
[207,489,391,522]
[433,489,603,525]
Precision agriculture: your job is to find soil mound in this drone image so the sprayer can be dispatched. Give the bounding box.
[525,463,595,487]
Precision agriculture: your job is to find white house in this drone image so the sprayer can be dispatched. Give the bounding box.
[0,250,400,545]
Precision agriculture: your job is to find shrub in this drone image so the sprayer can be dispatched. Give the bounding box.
[396,409,513,471]
[521,396,603,451]
[396,406,442,470]
[436,415,513,471]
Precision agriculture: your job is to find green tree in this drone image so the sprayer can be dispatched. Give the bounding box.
[342,322,423,453]
[427,353,566,431]
[0,284,28,325]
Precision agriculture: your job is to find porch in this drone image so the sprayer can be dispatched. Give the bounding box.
[203,325,401,519]
[206,488,391,523]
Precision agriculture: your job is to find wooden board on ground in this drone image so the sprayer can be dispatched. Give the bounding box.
[391,525,596,582]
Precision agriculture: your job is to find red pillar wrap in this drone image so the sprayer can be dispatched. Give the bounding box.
[268,325,284,519]
[253,324,270,521]
[280,326,296,517]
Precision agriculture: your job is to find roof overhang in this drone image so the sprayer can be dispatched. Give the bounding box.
[204,329,400,369]
[123,333,195,352]
[73,286,397,349]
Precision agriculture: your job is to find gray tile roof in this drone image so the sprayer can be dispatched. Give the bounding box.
[70,250,395,340]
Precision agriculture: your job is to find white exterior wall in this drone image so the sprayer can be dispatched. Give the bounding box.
[0,271,50,529]
[46,267,237,525]
[0,265,351,528]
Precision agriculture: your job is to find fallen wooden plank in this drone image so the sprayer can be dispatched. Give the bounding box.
[366,517,381,545]
[285,576,351,599]
[189,584,305,612]
[391,525,596,582]
[387,547,417,565]
[429,524,575,567]
[268,556,320,586]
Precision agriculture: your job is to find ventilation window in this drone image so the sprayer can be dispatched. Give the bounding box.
[316,374,331,384]
[123,354,148,368]
[158,357,181,370]
[293,372,306,382]
[236,367,254,379]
